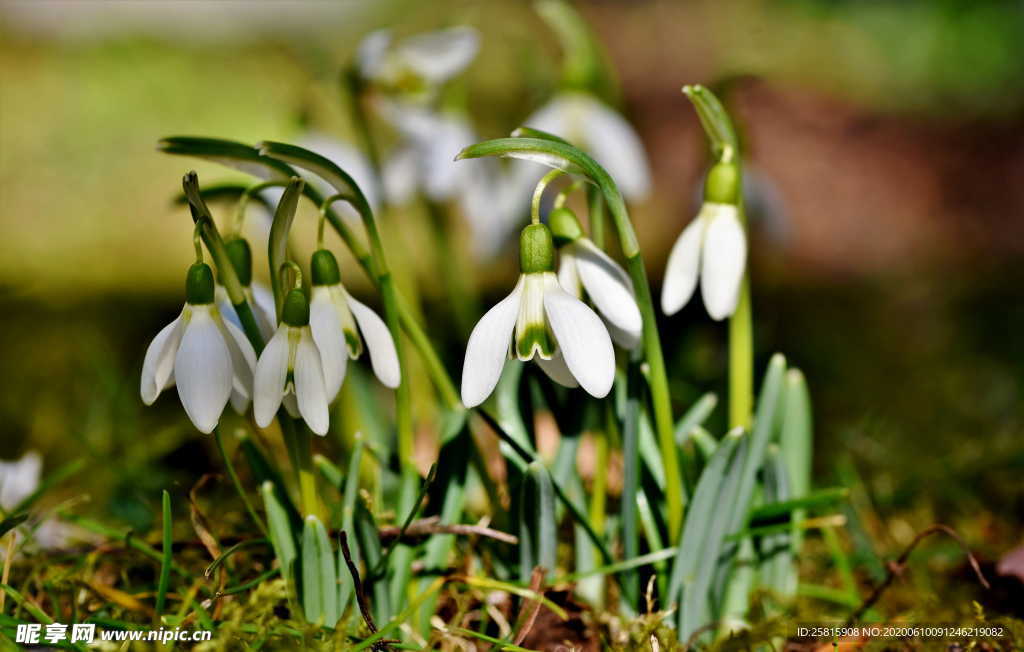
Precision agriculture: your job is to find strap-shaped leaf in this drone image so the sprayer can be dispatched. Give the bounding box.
[457,137,637,255]
[261,481,298,586]
[258,141,372,216]
[301,515,339,627]
[158,137,294,180]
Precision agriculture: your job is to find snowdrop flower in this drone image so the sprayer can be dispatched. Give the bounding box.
[357,27,479,102]
[141,263,257,433]
[661,160,747,320]
[308,248,401,401]
[214,238,276,341]
[549,206,642,349]
[524,92,651,200]
[254,288,331,436]
[461,223,615,407]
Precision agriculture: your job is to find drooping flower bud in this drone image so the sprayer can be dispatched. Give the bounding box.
[703,160,741,206]
[548,206,584,247]
[310,249,342,287]
[281,288,310,327]
[185,262,215,305]
[519,223,555,274]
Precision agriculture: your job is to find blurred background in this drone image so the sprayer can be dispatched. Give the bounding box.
[2,0,1023,617]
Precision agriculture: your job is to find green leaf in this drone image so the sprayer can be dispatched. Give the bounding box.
[725,353,787,536]
[158,137,293,180]
[674,392,718,446]
[257,141,372,216]
[667,428,742,614]
[301,515,339,627]
[261,481,298,586]
[682,85,739,160]
[678,431,748,638]
[779,368,813,500]
[154,490,172,617]
[529,462,557,579]
[509,125,572,145]
[759,445,798,604]
[313,454,344,492]
[0,514,28,539]
[748,487,849,523]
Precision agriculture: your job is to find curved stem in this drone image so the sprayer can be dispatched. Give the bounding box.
[231,180,290,237]
[554,180,584,210]
[532,169,566,224]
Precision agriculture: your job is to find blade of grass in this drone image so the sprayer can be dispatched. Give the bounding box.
[57,513,189,577]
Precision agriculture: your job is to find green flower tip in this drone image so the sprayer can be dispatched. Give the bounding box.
[281,288,310,327]
[310,249,341,286]
[185,262,215,305]
[519,223,555,274]
[548,206,584,246]
[704,160,740,205]
[224,238,253,286]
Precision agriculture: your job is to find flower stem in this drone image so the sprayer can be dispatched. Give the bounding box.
[728,269,754,430]
[214,427,267,536]
[532,169,566,224]
[625,254,685,540]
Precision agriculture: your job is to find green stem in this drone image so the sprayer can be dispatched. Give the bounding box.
[587,185,604,249]
[728,272,754,430]
[291,424,320,519]
[625,254,684,540]
[214,427,268,536]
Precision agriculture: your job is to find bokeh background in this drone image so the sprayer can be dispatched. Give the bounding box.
[2,0,1023,617]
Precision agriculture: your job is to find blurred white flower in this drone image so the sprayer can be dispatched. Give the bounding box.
[0,452,89,554]
[524,91,651,200]
[308,249,400,401]
[0,451,41,511]
[661,202,747,320]
[358,27,479,101]
[461,224,614,407]
[141,263,257,432]
[380,103,528,256]
[254,289,331,436]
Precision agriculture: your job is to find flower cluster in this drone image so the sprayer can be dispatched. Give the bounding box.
[142,244,398,436]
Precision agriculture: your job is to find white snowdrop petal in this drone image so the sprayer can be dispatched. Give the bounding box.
[422,114,475,201]
[399,27,479,83]
[250,282,278,341]
[556,251,582,298]
[294,330,330,436]
[219,316,258,413]
[357,29,392,80]
[575,94,651,199]
[660,216,704,316]
[346,296,401,389]
[573,240,643,349]
[216,286,241,331]
[542,280,615,398]
[309,287,348,401]
[534,351,579,388]
[461,281,523,407]
[174,308,232,434]
[254,328,290,428]
[140,311,185,405]
[700,205,747,321]
[382,146,420,207]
